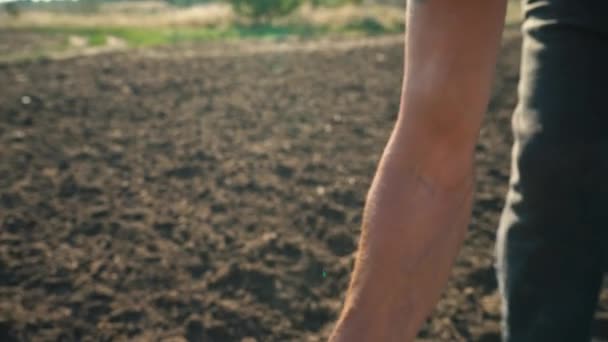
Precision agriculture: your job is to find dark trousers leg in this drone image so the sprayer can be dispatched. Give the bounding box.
[496,1,608,341]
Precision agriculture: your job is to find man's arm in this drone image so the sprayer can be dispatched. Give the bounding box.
[329,1,507,341]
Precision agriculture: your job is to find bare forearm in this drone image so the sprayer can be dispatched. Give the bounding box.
[330,0,506,340]
[329,130,474,342]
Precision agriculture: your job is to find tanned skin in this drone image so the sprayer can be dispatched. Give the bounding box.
[329,1,507,341]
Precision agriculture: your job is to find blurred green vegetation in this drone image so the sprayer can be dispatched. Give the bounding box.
[309,0,362,7]
[229,0,303,24]
[2,0,406,50]
[31,21,400,49]
[4,2,21,17]
[344,16,387,35]
[165,0,213,7]
[0,0,521,63]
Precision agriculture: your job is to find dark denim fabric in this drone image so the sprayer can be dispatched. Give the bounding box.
[496,0,608,341]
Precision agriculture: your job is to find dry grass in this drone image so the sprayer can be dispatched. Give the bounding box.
[0,2,235,29]
[291,3,404,30]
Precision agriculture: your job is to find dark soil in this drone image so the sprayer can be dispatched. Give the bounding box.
[1,31,604,341]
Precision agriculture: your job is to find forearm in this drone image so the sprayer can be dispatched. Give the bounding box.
[330,0,506,340]
[329,129,475,342]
